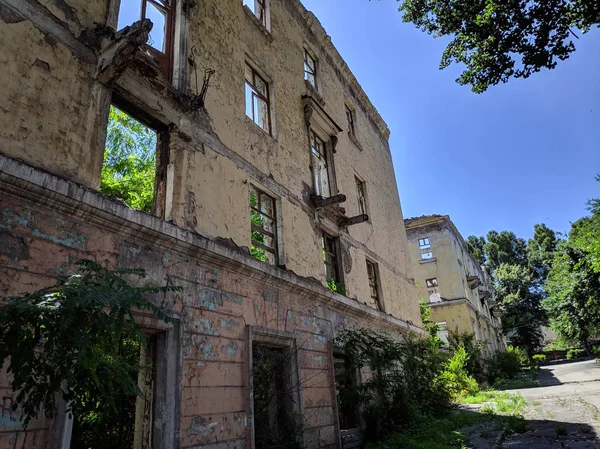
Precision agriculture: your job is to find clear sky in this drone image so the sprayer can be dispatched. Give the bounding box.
[301,0,600,241]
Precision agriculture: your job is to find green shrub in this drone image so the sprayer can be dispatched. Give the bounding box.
[437,347,479,399]
[486,350,522,384]
[566,348,586,360]
[531,354,546,366]
[447,330,485,381]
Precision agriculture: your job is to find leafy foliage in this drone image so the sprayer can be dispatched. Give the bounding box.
[494,264,545,355]
[0,260,180,426]
[447,330,485,381]
[100,106,157,213]
[437,347,479,399]
[397,0,600,92]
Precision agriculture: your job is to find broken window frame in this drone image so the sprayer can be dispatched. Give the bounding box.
[333,348,361,432]
[311,131,331,197]
[426,277,441,302]
[249,184,278,266]
[419,237,433,260]
[244,0,269,28]
[245,63,272,135]
[346,105,356,137]
[104,96,171,219]
[304,49,317,89]
[113,0,176,80]
[64,317,181,449]
[355,176,367,215]
[323,233,341,284]
[247,327,301,449]
[366,259,383,311]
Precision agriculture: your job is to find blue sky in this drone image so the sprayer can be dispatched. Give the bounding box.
[301,0,600,240]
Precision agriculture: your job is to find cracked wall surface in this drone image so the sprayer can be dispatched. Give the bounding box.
[0,0,422,447]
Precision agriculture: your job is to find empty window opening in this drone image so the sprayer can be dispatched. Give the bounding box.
[250,185,278,265]
[323,233,343,293]
[355,177,367,215]
[243,0,268,28]
[117,0,174,77]
[334,351,360,432]
[419,237,433,259]
[101,105,159,214]
[252,344,301,449]
[346,105,355,137]
[426,278,440,303]
[438,322,449,344]
[366,260,382,310]
[304,50,317,88]
[70,332,157,449]
[311,131,330,197]
[245,63,271,134]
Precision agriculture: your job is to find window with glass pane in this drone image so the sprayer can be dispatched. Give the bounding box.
[366,260,382,310]
[355,177,367,215]
[419,237,431,249]
[346,105,355,136]
[245,64,271,134]
[304,50,317,88]
[311,131,330,197]
[117,0,173,77]
[249,185,277,265]
[323,234,339,283]
[243,0,267,27]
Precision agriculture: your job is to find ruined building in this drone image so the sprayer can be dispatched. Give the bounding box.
[0,0,422,448]
[404,215,505,356]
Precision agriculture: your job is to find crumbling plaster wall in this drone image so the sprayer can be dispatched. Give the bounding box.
[188,0,418,322]
[0,161,422,448]
[0,0,419,324]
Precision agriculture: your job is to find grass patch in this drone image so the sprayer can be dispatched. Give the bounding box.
[492,371,539,390]
[366,411,491,449]
[461,390,527,416]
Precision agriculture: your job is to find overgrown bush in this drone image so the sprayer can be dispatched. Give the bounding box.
[567,348,586,360]
[485,350,522,384]
[531,354,546,366]
[437,347,479,399]
[335,329,451,442]
[447,330,485,381]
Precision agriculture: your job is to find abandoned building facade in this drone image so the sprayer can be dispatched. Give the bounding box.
[404,215,505,356]
[0,0,422,448]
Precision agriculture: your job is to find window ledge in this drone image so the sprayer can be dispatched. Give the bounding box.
[243,6,273,42]
[305,80,325,107]
[244,115,277,142]
[419,257,437,264]
[348,132,364,151]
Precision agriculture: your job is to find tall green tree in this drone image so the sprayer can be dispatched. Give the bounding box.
[100,106,157,213]
[466,235,486,266]
[483,230,528,273]
[494,263,546,356]
[527,223,559,284]
[396,0,600,92]
[544,177,600,352]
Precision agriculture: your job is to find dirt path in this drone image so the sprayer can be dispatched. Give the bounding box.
[501,360,600,448]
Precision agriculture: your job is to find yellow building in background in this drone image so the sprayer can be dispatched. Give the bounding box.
[405,215,505,356]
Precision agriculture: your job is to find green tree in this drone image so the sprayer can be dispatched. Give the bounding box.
[100,106,157,213]
[484,230,528,272]
[0,260,179,428]
[397,0,600,92]
[527,223,559,284]
[466,235,486,266]
[494,263,545,356]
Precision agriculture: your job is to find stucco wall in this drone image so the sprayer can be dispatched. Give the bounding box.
[405,216,504,351]
[0,161,422,448]
[0,0,419,325]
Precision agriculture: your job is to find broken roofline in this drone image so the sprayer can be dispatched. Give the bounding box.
[0,154,425,336]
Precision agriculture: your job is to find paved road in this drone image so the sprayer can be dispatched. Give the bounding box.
[502,360,600,448]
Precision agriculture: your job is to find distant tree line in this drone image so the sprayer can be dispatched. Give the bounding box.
[466,175,600,355]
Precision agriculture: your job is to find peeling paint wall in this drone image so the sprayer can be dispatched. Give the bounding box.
[0,0,422,446]
[0,169,422,448]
